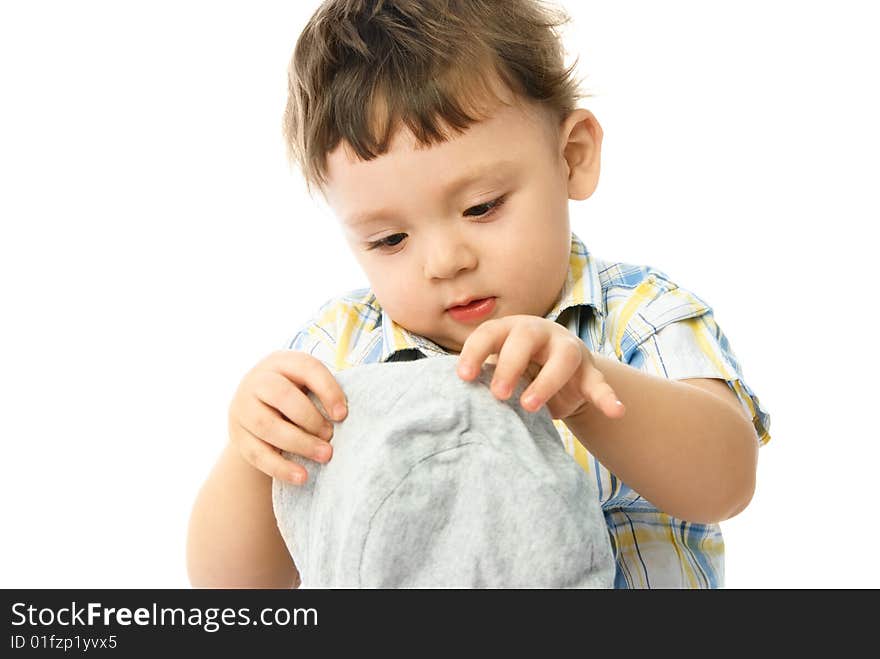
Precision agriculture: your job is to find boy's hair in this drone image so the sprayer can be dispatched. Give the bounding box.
[282,0,587,196]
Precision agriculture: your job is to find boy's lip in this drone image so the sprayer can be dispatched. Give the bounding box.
[446,295,492,310]
[445,297,497,323]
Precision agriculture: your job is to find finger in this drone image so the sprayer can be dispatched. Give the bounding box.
[518,337,582,412]
[489,323,548,400]
[254,371,334,440]
[270,351,348,422]
[456,318,512,380]
[581,363,626,419]
[238,397,333,465]
[236,424,310,485]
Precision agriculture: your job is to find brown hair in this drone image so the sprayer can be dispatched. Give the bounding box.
[282,0,587,196]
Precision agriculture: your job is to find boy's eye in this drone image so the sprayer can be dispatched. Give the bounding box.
[464,195,506,218]
[367,233,407,251]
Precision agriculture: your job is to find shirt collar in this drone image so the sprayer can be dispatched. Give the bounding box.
[544,231,606,323]
[380,311,451,361]
[379,231,604,362]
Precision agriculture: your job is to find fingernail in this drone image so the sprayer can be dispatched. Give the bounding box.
[523,394,540,410]
[314,445,331,462]
[321,424,333,440]
[332,403,347,421]
[458,363,475,378]
[291,472,305,485]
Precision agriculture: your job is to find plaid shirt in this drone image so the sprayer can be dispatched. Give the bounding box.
[286,232,771,588]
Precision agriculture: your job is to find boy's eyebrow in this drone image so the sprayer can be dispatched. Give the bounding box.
[345,159,518,227]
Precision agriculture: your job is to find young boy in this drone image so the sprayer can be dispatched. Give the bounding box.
[187,0,771,589]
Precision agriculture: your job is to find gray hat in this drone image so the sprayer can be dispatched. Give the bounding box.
[272,354,614,588]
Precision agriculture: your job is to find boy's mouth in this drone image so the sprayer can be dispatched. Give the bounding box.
[446,297,497,323]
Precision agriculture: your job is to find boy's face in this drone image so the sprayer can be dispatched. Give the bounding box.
[322,90,602,354]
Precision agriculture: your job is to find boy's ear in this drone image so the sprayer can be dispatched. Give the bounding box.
[559,109,603,201]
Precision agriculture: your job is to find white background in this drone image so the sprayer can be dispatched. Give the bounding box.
[2,0,877,589]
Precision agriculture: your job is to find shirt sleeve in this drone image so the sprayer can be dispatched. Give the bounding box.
[612,272,771,446]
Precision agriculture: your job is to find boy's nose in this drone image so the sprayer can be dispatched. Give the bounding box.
[423,236,478,280]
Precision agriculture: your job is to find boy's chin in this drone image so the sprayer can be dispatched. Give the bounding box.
[424,331,465,355]
[433,337,463,355]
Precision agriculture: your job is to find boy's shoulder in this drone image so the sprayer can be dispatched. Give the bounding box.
[309,286,382,324]
[588,253,716,358]
[284,287,388,370]
[592,255,683,296]
[570,234,701,312]
[290,286,383,342]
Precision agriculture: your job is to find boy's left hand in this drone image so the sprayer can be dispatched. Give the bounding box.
[456,315,625,421]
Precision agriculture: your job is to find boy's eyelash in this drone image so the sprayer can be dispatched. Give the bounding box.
[367,233,407,251]
[464,194,507,219]
[365,195,507,252]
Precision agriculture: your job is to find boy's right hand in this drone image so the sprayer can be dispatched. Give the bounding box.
[227,350,348,485]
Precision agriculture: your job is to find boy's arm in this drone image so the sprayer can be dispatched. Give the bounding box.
[563,354,759,525]
[186,442,300,588]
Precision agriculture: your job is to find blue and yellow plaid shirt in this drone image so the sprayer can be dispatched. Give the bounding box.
[286,232,771,588]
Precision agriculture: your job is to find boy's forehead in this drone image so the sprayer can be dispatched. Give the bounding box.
[323,97,557,216]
